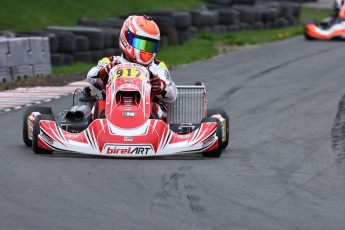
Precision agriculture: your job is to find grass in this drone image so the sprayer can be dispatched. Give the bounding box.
[0,0,205,31]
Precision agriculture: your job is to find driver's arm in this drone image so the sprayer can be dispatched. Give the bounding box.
[150,61,178,103]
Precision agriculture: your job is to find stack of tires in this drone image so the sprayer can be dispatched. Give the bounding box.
[44,25,122,66]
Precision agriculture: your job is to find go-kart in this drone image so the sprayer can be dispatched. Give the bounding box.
[22,63,229,158]
[304,17,345,40]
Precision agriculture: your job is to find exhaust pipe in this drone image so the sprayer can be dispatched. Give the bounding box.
[66,105,91,120]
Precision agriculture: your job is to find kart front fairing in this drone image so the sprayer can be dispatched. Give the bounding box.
[37,118,219,157]
[305,20,345,40]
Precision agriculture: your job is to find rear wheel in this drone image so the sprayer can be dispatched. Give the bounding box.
[32,114,54,154]
[22,106,52,147]
[207,108,230,149]
[202,117,223,158]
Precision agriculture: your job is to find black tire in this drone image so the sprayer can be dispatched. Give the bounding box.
[50,53,63,66]
[274,17,289,28]
[90,50,104,63]
[232,0,256,4]
[100,28,120,48]
[32,114,54,154]
[152,16,174,36]
[207,108,230,149]
[190,10,206,27]
[73,51,92,63]
[202,10,219,26]
[177,28,191,45]
[304,24,316,41]
[46,26,105,51]
[167,28,179,45]
[45,29,76,53]
[75,35,90,52]
[103,48,122,57]
[209,0,232,5]
[160,36,169,48]
[173,11,192,29]
[22,106,52,147]
[61,53,74,65]
[217,9,239,25]
[202,117,223,158]
[253,21,265,30]
[233,6,256,25]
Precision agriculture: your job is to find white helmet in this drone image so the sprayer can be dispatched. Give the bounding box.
[119,15,160,66]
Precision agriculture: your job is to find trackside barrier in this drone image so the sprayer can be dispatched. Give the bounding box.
[0,37,11,83]
[28,37,52,76]
[0,37,51,82]
[6,37,33,79]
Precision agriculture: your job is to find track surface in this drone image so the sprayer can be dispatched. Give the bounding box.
[1,37,345,230]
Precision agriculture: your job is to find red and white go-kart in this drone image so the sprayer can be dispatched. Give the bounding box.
[23,63,229,158]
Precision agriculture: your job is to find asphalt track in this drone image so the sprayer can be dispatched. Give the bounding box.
[1,36,345,230]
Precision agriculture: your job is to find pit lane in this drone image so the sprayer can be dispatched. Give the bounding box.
[1,36,345,230]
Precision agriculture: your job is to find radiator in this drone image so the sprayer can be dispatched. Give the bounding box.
[167,85,206,124]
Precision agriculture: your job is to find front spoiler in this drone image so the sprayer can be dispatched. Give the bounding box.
[37,119,219,157]
[305,22,345,40]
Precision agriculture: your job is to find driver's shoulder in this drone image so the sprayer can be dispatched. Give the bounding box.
[153,59,168,71]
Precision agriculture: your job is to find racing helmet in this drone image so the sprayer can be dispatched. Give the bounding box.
[119,15,160,66]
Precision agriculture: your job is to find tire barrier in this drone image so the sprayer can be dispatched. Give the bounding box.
[0,36,51,83]
[0,0,301,78]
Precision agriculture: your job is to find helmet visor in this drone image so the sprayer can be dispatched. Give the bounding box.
[126,30,159,53]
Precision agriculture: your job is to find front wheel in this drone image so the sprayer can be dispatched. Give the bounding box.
[303,22,316,41]
[32,114,54,154]
[304,29,315,40]
[201,117,223,158]
[22,106,52,147]
[207,108,230,149]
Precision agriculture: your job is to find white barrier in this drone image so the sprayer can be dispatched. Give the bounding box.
[29,37,51,76]
[0,37,51,82]
[0,37,11,83]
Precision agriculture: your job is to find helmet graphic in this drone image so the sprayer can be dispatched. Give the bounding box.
[119,15,160,65]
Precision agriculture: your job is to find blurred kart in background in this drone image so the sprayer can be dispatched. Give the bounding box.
[304,17,345,40]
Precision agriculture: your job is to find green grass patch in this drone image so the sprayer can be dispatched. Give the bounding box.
[158,34,218,67]
[300,6,330,22]
[0,0,205,31]
[52,62,94,75]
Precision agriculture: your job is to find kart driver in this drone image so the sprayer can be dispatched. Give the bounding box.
[331,0,345,22]
[86,15,178,119]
